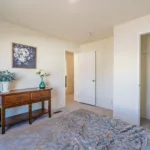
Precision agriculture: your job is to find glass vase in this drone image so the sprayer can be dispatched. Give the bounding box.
[39,77,46,89]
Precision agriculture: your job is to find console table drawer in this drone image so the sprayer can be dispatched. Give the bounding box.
[5,93,30,105]
[40,91,50,98]
[31,92,41,100]
[31,91,50,101]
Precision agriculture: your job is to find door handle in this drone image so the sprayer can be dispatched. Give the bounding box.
[92,80,95,82]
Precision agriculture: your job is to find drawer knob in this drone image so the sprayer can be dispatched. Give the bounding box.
[17,97,20,100]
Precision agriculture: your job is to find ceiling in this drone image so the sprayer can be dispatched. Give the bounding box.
[0,0,150,44]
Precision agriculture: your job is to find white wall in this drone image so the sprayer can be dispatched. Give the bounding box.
[140,34,150,119]
[0,20,79,117]
[79,37,114,110]
[114,14,150,125]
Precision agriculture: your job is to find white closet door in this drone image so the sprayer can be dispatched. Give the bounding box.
[78,51,96,105]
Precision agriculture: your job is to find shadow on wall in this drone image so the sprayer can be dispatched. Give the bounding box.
[50,89,63,110]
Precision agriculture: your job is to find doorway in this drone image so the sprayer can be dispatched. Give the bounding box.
[140,34,150,127]
[65,51,74,105]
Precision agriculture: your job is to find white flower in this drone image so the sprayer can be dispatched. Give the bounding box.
[22,49,29,57]
[14,53,19,58]
[37,69,41,73]
[36,69,41,75]
[14,47,19,53]
[19,48,24,53]
[40,71,45,76]
[18,55,26,63]
[36,69,50,77]
[25,62,28,65]
[36,69,40,73]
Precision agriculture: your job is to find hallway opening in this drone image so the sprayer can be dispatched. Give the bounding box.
[65,51,74,105]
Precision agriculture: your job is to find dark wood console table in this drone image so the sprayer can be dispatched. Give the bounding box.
[0,88,52,134]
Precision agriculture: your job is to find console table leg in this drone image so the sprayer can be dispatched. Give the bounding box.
[48,98,51,118]
[29,104,32,124]
[1,107,5,134]
[42,101,44,112]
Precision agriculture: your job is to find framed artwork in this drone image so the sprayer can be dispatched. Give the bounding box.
[12,43,37,69]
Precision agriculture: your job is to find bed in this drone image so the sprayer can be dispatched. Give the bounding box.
[0,109,147,150]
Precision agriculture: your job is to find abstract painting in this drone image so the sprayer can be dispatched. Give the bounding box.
[12,43,36,69]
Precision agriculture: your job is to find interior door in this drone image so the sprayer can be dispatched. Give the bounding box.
[78,51,96,105]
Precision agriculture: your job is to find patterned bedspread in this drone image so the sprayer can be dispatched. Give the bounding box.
[0,109,147,150]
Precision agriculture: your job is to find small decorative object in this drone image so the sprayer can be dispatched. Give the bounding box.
[12,43,37,69]
[36,69,50,89]
[0,70,15,93]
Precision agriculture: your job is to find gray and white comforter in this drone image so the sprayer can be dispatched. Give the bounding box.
[0,109,147,150]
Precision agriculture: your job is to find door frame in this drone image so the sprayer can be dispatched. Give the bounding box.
[138,34,142,126]
[65,50,75,106]
[138,32,150,126]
